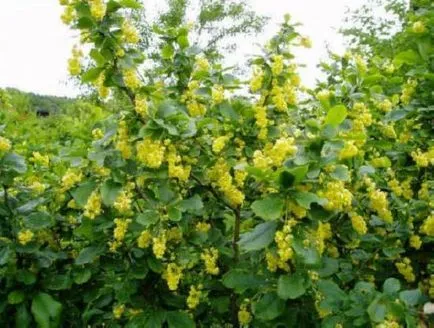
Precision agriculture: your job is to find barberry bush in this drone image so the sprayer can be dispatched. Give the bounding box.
[1,0,433,327]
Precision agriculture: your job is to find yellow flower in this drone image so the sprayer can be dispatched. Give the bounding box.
[369,189,393,224]
[195,56,210,72]
[95,73,110,98]
[135,94,148,117]
[371,156,391,168]
[30,151,50,167]
[395,257,415,282]
[412,21,426,34]
[137,138,166,168]
[18,230,34,245]
[377,99,392,113]
[271,55,284,76]
[418,182,429,200]
[113,218,131,242]
[187,101,207,117]
[316,90,331,102]
[316,222,332,254]
[29,181,46,194]
[196,222,211,233]
[411,149,429,167]
[61,169,83,191]
[68,46,83,76]
[350,212,367,235]
[121,20,140,44]
[201,248,219,275]
[211,85,224,105]
[339,141,358,160]
[123,69,141,90]
[238,304,252,326]
[167,145,191,181]
[319,181,352,212]
[421,214,434,237]
[84,191,102,219]
[113,191,132,214]
[61,5,75,24]
[164,263,183,291]
[113,304,125,319]
[152,234,167,259]
[137,230,152,248]
[186,285,202,309]
[212,135,231,154]
[250,67,264,92]
[409,235,422,250]
[0,136,12,152]
[263,137,297,167]
[92,128,104,140]
[89,0,106,21]
[299,36,312,48]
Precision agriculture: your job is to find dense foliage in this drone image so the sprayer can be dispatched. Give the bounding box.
[1,0,433,327]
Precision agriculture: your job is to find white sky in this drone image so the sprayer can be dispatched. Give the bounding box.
[0,0,366,98]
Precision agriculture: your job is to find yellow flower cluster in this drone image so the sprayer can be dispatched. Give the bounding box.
[212,135,231,154]
[68,46,83,76]
[211,85,224,105]
[271,55,284,76]
[187,101,207,117]
[61,169,83,191]
[369,189,393,223]
[208,159,245,206]
[319,181,352,212]
[371,156,391,168]
[354,54,367,74]
[316,90,331,102]
[201,248,219,275]
[167,145,191,181]
[412,21,426,34]
[135,94,148,117]
[377,99,393,113]
[287,201,307,219]
[164,263,183,291]
[238,304,252,326]
[274,220,296,268]
[195,56,210,72]
[84,191,102,219]
[136,137,166,168]
[123,69,141,90]
[186,285,202,309]
[411,148,433,167]
[316,222,332,254]
[18,230,34,245]
[0,136,11,152]
[116,121,132,159]
[254,104,268,140]
[113,218,131,241]
[61,5,75,24]
[339,140,359,160]
[137,230,152,248]
[254,137,297,169]
[388,178,402,196]
[29,181,46,194]
[395,257,415,282]
[400,79,417,104]
[89,0,106,21]
[421,214,434,236]
[113,304,125,319]
[153,234,167,259]
[409,235,422,250]
[299,36,312,48]
[113,191,132,214]
[401,179,413,200]
[92,128,104,140]
[376,320,401,328]
[250,66,264,92]
[95,73,110,98]
[351,102,373,128]
[234,169,248,187]
[196,222,211,233]
[271,84,287,111]
[121,20,140,44]
[349,212,367,235]
[418,182,429,200]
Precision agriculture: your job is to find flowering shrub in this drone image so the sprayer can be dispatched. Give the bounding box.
[1,0,433,327]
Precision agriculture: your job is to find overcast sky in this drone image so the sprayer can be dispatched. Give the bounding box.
[0,0,366,98]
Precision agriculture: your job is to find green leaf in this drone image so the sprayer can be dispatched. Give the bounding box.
[393,50,421,67]
[317,280,347,312]
[162,44,175,60]
[82,67,104,83]
[222,270,266,293]
[238,221,277,252]
[136,210,159,227]
[325,105,347,126]
[2,153,27,173]
[383,278,401,295]
[166,311,195,328]
[73,269,92,285]
[253,292,285,321]
[293,239,321,267]
[24,212,53,230]
[168,206,182,221]
[251,194,284,220]
[399,289,421,307]
[8,290,25,304]
[100,180,122,206]
[287,165,309,183]
[75,246,102,265]
[119,0,142,9]
[330,165,350,181]
[177,35,189,49]
[71,181,96,207]
[294,192,324,209]
[367,297,386,323]
[31,292,62,328]
[277,273,307,300]
[179,195,203,212]
[15,304,31,328]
